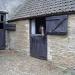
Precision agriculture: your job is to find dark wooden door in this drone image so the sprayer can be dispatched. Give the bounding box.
[30,35,47,60]
[0,29,5,49]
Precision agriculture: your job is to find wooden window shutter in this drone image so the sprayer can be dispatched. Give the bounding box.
[46,15,68,35]
[4,23,16,31]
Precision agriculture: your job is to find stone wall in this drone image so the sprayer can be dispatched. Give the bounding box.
[47,15,75,69]
[6,20,30,55]
[6,15,75,69]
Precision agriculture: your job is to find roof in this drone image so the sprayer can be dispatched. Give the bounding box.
[9,0,75,21]
[0,11,8,14]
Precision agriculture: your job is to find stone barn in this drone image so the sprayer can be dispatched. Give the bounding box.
[4,0,75,68]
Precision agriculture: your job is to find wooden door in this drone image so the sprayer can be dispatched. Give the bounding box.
[30,18,47,60]
[30,35,47,60]
[0,29,5,49]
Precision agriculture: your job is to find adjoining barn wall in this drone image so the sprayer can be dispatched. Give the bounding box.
[47,14,75,69]
[6,20,30,55]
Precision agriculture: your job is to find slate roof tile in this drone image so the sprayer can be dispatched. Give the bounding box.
[9,0,75,21]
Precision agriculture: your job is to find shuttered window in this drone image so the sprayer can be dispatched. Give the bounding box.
[46,15,68,35]
[4,23,16,31]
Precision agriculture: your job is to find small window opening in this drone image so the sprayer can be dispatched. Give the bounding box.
[1,15,4,21]
[31,17,46,35]
[0,23,3,29]
[35,17,46,34]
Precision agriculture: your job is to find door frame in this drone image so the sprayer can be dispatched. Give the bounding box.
[30,17,47,60]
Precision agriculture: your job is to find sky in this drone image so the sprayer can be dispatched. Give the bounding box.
[0,0,25,19]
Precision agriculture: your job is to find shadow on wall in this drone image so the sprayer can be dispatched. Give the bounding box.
[63,68,75,75]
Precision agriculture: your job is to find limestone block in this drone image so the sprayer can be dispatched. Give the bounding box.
[6,20,30,56]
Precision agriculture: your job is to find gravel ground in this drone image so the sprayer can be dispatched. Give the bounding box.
[0,50,74,75]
